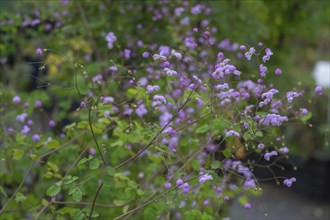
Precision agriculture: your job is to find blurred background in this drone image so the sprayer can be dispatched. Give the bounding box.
[1,0,329,219]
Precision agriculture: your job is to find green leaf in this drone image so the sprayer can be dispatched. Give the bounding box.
[136,189,144,196]
[196,124,209,134]
[47,162,59,173]
[72,188,82,203]
[255,130,263,138]
[15,192,26,202]
[123,205,129,214]
[184,210,203,220]
[211,160,221,169]
[212,118,231,135]
[113,200,126,206]
[301,111,312,123]
[105,166,115,176]
[78,155,93,167]
[46,185,61,197]
[89,159,100,170]
[201,212,215,220]
[47,139,60,149]
[12,149,24,160]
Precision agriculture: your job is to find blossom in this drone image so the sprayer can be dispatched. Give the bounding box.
[35,100,42,108]
[244,203,251,209]
[301,108,308,115]
[275,68,282,75]
[203,200,210,206]
[225,130,240,137]
[146,85,160,93]
[257,143,265,150]
[164,182,171,189]
[142,52,149,58]
[176,179,183,187]
[283,177,296,187]
[244,179,256,189]
[16,113,28,123]
[49,120,55,127]
[264,151,278,161]
[103,96,115,104]
[36,48,43,55]
[164,68,177,76]
[244,47,255,61]
[21,125,30,134]
[80,101,86,108]
[279,146,289,154]
[135,104,147,118]
[259,64,267,77]
[105,32,117,49]
[32,134,40,142]
[315,86,322,95]
[104,110,110,118]
[13,96,21,103]
[199,173,213,184]
[152,95,167,107]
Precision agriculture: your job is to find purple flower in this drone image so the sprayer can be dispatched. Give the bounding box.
[176,179,183,187]
[80,101,86,108]
[315,86,323,95]
[49,120,55,127]
[36,48,43,55]
[181,182,190,193]
[135,104,147,118]
[21,125,30,134]
[258,143,265,150]
[13,96,21,103]
[152,95,167,107]
[244,203,251,209]
[103,96,115,104]
[240,45,246,51]
[224,196,230,201]
[105,32,117,49]
[279,146,289,154]
[27,120,33,126]
[89,148,96,155]
[244,179,256,189]
[35,100,42,108]
[164,68,177,76]
[8,128,14,134]
[199,173,213,184]
[225,130,240,137]
[16,113,28,123]
[23,102,29,108]
[275,68,282,75]
[193,27,198,32]
[142,52,149,58]
[146,85,160,93]
[203,200,210,206]
[301,108,308,115]
[124,49,131,60]
[104,110,110,118]
[283,177,296,187]
[264,151,278,161]
[32,134,40,142]
[259,64,267,77]
[164,182,171,189]
[244,47,255,61]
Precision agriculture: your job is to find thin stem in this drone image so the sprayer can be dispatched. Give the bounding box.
[88,181,104,220]
[88,103,107,166]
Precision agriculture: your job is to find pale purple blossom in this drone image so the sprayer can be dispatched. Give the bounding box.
[264,151,278,161]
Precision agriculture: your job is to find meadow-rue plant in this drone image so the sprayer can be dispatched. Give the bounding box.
[1,1,327,220]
